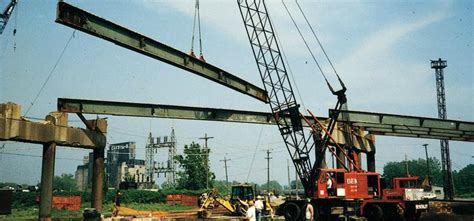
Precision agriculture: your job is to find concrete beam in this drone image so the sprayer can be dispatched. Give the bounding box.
[55,2,268,103]
[0,102,107,149]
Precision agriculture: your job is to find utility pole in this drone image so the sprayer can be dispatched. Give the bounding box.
[220,156,230,188]
[423,144,431,186]
[265,149,272,193]
[431,58,454,200]
[199,133,214,189]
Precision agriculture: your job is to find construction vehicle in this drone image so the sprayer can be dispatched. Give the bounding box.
[198,184,273,218]
[237,0,428,220]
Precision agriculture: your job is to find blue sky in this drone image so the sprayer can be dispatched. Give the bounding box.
[0,0,472,186]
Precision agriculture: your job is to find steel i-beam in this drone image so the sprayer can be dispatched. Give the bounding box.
[57,98,375,153]
[55,2,268,103]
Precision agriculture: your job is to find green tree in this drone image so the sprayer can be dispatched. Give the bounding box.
[383,157,442,186]
[161,181,174,190]
[212,180,231,195]
[53,173,77,192]
[0,182,18,189]
[290,179,303,190]
[175,142,215,190]
[454,164,474,195]
[260,180,283,193]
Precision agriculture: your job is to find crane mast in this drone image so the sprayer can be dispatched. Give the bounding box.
[237,0,348,196]
[0,0,18,34]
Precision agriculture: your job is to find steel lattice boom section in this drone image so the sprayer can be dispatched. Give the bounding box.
[238,0,319,193]
[0,0,18,34]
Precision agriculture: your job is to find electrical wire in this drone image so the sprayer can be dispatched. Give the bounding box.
[0,152,83,162]
[246,125,264,182]
[24,31,76,116]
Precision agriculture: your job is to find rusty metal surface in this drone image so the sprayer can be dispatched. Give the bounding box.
[332,109,474,142]
[55,2,268,103]
[57,98,375,152]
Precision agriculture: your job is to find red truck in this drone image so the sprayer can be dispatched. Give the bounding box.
[278,169,429,220]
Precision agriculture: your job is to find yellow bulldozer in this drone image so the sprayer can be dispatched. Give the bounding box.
[198,184,274,218]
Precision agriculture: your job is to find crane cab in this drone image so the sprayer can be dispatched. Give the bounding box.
[315,169,381,200]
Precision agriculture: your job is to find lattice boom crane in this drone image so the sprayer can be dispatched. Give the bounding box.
[0,0,18,34]
[237,0,350,196]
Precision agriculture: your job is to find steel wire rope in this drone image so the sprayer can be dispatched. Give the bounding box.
[295,0,341,79]
[24,31,76,116]
[270,9,307,112]
[281,0,329,85]
[196,0,203,57]
[190,0,197,53]
[190,0,204,57]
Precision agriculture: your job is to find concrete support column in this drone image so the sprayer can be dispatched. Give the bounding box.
[39,142,56,221]
[367,152,376,172]
[91,147,105,213]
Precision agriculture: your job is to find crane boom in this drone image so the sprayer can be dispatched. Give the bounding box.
[0,0,17,34]
[237,0,349,196]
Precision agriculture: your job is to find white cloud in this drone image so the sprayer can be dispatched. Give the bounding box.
[336,11,451,111]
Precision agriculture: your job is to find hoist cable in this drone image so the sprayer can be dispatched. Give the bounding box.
[190,0,198,53]
[281,0,331,86]
[190,0,204,57]
[196,0,203,56]
[295,0,343,82]
[271,13,307,111]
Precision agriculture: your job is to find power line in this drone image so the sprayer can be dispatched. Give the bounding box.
[24,30,76,116]
[0,152,83,162]
[246,125,264,182]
